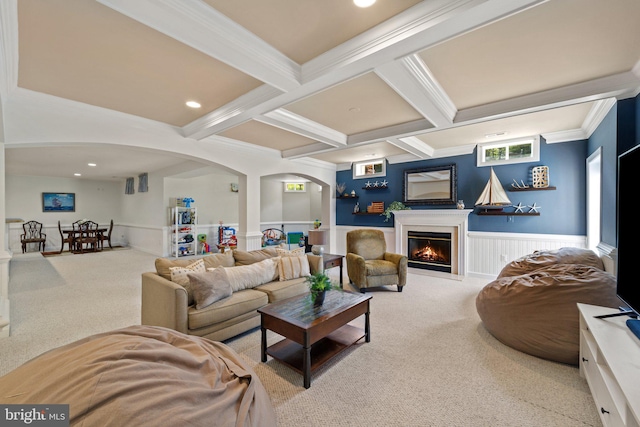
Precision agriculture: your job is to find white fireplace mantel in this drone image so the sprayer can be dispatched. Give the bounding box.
[393,209,472,277]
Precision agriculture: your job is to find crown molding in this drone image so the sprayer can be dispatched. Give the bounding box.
[542,97,617,143]
[582,98,617,139]
[542,128,587,144]
[260,109,347,147]
[98,0,301,92]
[456,70,640,125]
[375,55,456,128]
[0,0,18,97]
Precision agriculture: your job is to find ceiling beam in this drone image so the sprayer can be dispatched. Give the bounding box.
[455,71,640,124]
[387,136,435,159]
[375,55,456,128]
[260,109,347,147]
[182,0,548,142]
[97,0,301,92]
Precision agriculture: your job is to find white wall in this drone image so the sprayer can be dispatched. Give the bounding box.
[6,175,122,225]
[6,175,122,252]
[165,172,240,226]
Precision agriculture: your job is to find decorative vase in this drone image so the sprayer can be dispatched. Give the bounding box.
[457,200,465,210]
[312,290,326,306]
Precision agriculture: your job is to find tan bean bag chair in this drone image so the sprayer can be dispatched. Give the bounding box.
[0,325,276,427]
[477,249,619,365]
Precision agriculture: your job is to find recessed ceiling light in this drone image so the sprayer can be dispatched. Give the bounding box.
[186,101,201,109]
[74,173,81,176]
[349,107,361,113]
[353,0,376,7]
[88,163,96,167]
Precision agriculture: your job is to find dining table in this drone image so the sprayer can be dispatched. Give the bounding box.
[62,227,107,254]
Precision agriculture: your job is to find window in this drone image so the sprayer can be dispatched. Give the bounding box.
[477,136,540,167]
[284,182,306,192]
[353,158,386,179]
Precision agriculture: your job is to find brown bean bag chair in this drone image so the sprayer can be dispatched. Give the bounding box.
[0,325,276,427]
[477,261,619,365]
[497,247,604,278]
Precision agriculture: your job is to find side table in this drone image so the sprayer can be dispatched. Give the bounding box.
[322,253,344,286]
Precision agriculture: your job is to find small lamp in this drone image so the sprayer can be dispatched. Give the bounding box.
[307,229,327,255]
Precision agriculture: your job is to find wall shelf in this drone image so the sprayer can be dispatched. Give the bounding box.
[337,195,358,199]
[477,211,540,216]
[353,212,383,216]
[509,186,556,192]
[362,186,388,190]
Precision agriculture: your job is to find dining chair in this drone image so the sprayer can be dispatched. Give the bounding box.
[58,221,74,254]
[99,219,114,250]
[74,221,100,253]
[20,220,46,253]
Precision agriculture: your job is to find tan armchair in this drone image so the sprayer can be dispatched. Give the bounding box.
[346,229,407,293]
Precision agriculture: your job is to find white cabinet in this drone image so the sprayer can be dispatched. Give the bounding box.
[578,303,640,427]
[171,207,197,257]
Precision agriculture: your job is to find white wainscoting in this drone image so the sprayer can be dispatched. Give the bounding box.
[468,231,587,279]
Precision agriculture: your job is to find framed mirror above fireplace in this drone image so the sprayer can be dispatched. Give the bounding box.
[403,164,457,205]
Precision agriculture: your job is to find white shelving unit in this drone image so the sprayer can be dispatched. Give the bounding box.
[578,303,640,427]
[171,207,197,257]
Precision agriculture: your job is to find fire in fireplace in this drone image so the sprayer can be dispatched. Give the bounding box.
[407,231,452,273]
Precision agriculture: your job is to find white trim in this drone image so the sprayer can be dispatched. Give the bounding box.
[456,71,640,125]
[542,128,587,144]
[393,209,472,276]
[0,0,18,97]
[387,136,435,159]
[476,135,540,167]
[352,158,386,180]
[375,55,456,127]
[97,0,301,92]
[583,98,617,138]
[261,109,347,147]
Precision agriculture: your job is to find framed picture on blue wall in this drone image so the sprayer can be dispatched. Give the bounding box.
[42,192,75,212]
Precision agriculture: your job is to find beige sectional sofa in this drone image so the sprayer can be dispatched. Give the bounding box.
[142,246,322,342]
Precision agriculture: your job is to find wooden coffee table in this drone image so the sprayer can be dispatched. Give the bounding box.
[258,290,371,388]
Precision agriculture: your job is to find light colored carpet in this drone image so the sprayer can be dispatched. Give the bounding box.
[1,250,601,427]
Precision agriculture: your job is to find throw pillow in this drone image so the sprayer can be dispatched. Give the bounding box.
[275,247,305,257]
[202,250,235,269]
[278,255,310,281]
[208,257,279,292]
[188,268,233,310]
[169,259,206,304]
[232,247,280,265]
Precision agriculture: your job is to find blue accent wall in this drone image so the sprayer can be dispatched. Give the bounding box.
[588,104,617,246]
[337,138,587,235]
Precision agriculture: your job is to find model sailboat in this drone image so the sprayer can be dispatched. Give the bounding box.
[475,167,511,210]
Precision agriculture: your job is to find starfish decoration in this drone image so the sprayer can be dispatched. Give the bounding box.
[365,181,372,188]
[528,203,541,213]
[380,179,388,187]
[513,202,526,213]
[373,181,379,187]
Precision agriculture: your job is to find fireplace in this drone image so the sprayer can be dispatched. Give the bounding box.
[393,209,471,277]
[408,231,452,273]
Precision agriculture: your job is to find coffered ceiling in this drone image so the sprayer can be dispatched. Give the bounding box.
[2,0,640,180]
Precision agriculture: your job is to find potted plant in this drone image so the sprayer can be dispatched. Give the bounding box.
[306,273,336,306]
[381,201,411,222]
